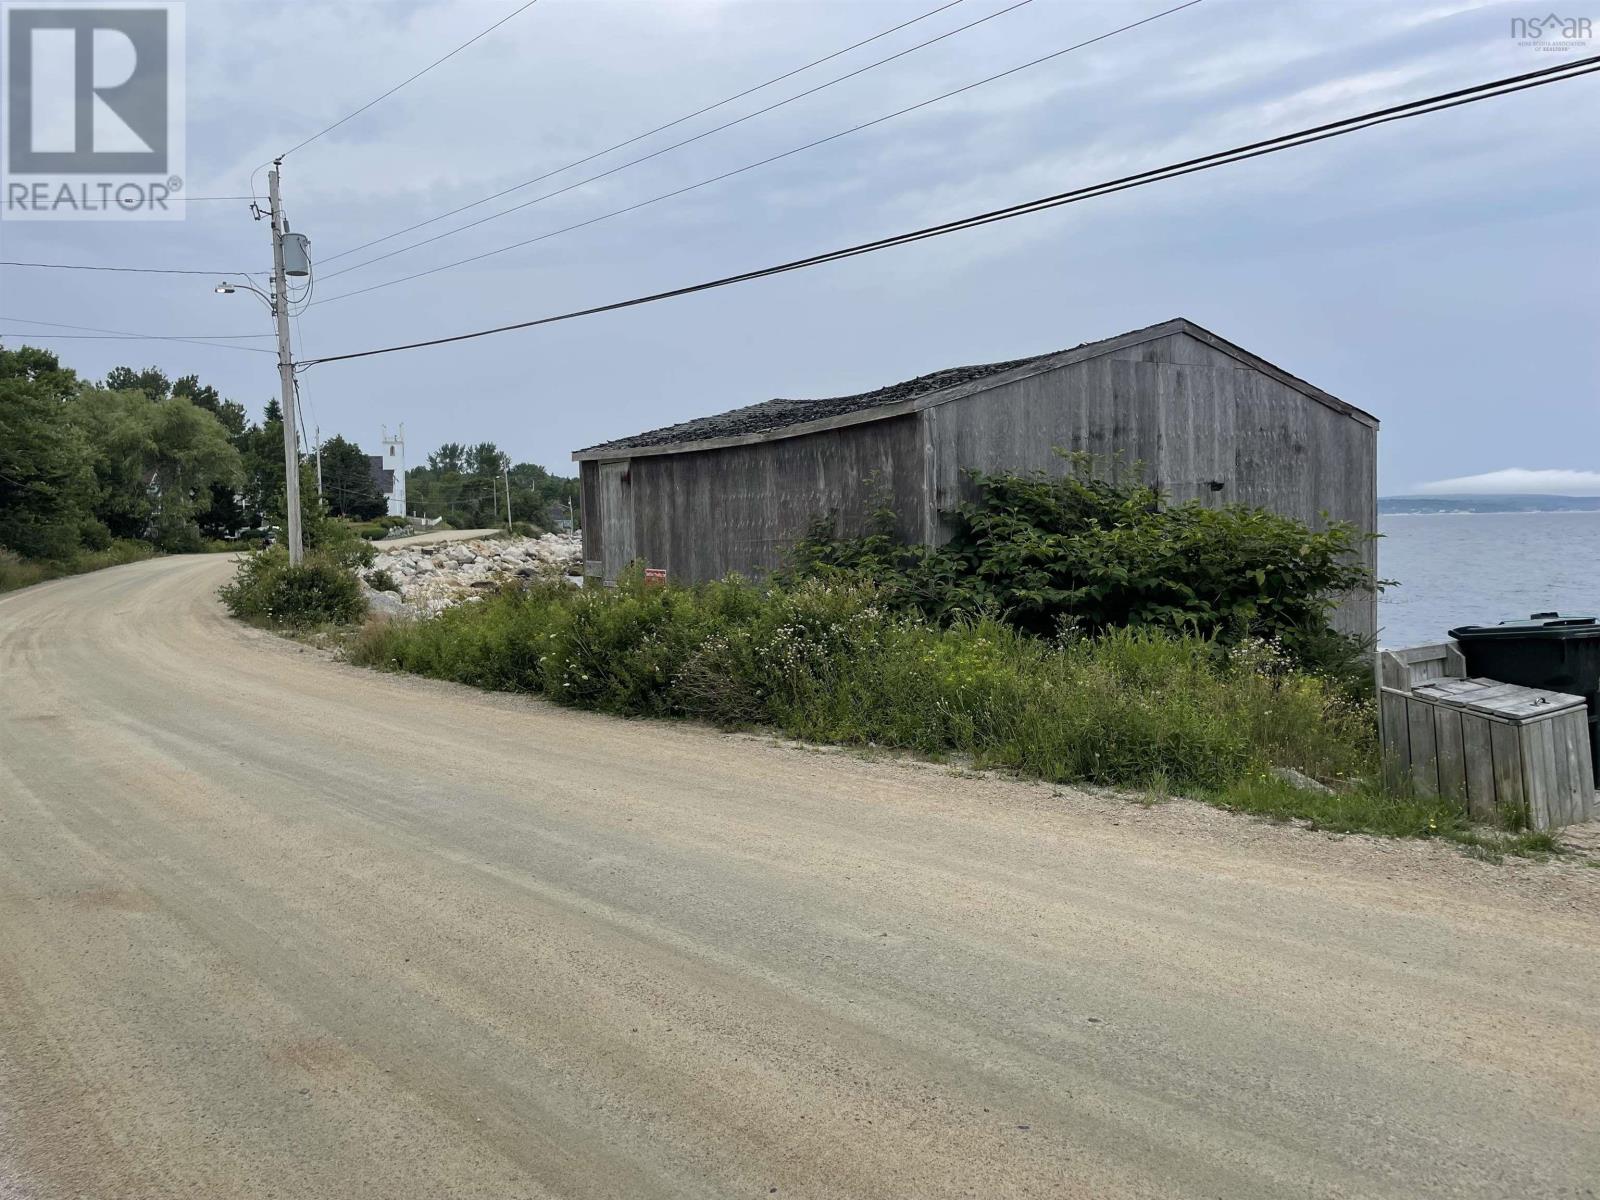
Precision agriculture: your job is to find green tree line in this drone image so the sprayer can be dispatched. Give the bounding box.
[1,344,263,559]
[2,342,579,580]
[406,441,578,532]
[1,343,387,566]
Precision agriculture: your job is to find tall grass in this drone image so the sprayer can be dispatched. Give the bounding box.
[348,575,1377,796]
[0,541,156,595]
[345,576,1567,849]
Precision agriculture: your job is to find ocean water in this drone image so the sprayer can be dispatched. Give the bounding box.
[1378,512,1600,648]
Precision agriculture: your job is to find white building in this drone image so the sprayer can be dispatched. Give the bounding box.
[381,426,406,518]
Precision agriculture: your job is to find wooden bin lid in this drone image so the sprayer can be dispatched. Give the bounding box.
[1411,677,1587,722]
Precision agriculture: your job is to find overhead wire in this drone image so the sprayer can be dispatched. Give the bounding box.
[320,0,1019,267]
[0,194,255,208]
[0,332,277,354]
[277,0,542,159]
[301,55,1600,368]
[0,315,273,341]
[314,0,1203,302]
[1,260,258,275]
[0,313,278,354]
[323,0,974,263]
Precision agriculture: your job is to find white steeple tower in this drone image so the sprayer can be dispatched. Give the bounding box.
[381,425,406,517]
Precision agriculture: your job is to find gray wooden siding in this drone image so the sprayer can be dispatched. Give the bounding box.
[578,460,601,570]
[595,461,635,581]
[925,332,1376,639]
[584,414,924,584]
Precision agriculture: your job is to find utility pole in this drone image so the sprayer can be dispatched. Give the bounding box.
[268,161,304,565]
[503,457,513,532]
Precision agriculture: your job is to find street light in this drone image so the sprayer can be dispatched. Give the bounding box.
[213,279,272,308]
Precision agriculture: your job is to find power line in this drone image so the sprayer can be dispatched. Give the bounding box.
[302,55,1600,368]
[0,194,255,206]
[278,0,542,159]
[0,333,276,354]
[0,314,276,354]
[0,315,274,341]
[0,260,254,275]
[323,0,972,264]
[315,0,1202,302]
[2,336,275,355]
[321,0,1002,266]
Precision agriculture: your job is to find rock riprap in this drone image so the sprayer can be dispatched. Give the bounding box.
[361,533,582,616]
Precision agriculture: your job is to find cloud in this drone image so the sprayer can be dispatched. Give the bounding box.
[1412,469,1600,496]
[7,0,1596,482]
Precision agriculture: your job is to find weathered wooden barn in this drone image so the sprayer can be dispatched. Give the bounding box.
[573,318,1379,639]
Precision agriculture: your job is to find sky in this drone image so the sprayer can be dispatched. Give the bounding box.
[2,0,1596,493]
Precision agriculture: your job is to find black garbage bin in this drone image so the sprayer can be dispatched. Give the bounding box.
[1448,613,1600,785]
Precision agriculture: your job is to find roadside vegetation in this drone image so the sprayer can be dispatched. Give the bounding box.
[0,541,157,594]
[784,455,1376,695]
[344,573,1552,855]
[348,571,1371,781]
[1,346,246,578]
[219,503,373,629]
[0,343,303,592]
[230,451,1552,856]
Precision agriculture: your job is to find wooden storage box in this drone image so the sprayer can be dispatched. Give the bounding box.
[1382,676,1595,831]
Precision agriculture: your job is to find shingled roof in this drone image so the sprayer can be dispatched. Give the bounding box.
[573,319,1371,460]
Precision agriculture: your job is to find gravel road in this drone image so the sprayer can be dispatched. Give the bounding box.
[2,552,1597,1199]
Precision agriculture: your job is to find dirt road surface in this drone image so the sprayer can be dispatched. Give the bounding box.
[2,553,1597,1199]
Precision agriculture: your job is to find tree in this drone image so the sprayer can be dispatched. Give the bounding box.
[428,442,465,473]
[319,434,387,519]
[465,442,505,477]
[236,417,285,529]
[173,374,247,438]
[0,346,96,558]
[103,364,171,400]
[70,387,242,550]
[405,439,577,532]
[2,346,266,558]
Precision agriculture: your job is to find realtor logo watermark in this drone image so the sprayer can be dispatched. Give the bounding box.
[1511,12,1593,51]
[2,1,185,220]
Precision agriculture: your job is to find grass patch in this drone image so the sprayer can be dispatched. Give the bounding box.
[1205,773,1465,838]
[346,573,1383,794]
[1204,774,1564,859]
[0,540,157,595]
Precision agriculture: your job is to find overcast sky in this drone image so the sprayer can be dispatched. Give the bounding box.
[3,0,1596,493]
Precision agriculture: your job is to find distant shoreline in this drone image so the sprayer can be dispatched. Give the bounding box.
[1380,494,1600,515]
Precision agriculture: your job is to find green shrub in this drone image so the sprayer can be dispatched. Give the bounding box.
[785,452,1377,686]
[219,547,366,628]
[364,567,399,593]
[149,514,205,553]
[304,515,375,569]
